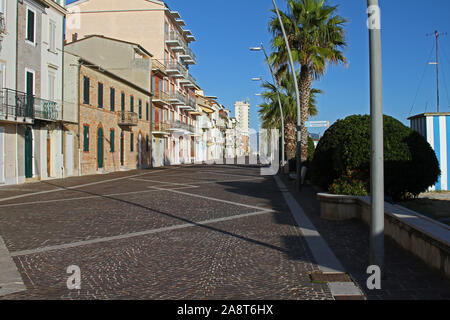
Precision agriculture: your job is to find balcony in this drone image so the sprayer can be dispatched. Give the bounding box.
[166,62,187,78]
[165,31,182,47]
[179,47,197,65]
[117,111,138,126]
[152,90,171,106]
[0,88,34,123]
[201,121,212,130]
[168,91,186,105]
[179,73,197,88]
[152,122,170,135]
[168,120,196,134]
[34,97,61,121]
[152,59,167,76]
[179,97,196,111]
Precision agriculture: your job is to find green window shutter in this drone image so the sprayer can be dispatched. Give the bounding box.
[139,100,142,119]
[27,10,35,42]
[121,93,125,112]
[110,88,115,111]
[83,126,89,152]
[130,96,134,113]
[146,102,149,121]
[98,82,103,108]
[110,130,115,152]
[83,77,90,104]
[130,133,134,152]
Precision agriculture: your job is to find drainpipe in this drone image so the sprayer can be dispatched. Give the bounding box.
[61,15,65,179]
[77,59,81,176]
[15,0,19,184]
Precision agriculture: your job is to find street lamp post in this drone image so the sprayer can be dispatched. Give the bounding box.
[250,44,286,173]
[367,0,384,270]
[271,0,302,190]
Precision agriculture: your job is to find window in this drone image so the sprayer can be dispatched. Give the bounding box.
[83,76,90,104]
[48,70,55,100]
[98,82,103,108]
[146,135,149,152]
[83,126,89,152]
[130,96,134,113]
[26,8,35,43]
[152,76,156,92]
[110,88,115,111]
[152,108,156,123]
[121,92,125,111]
[110,130,115,152]
[25,70,35,95]
[138,99,142,119]
[130,133,134,152]
[49,20,56,52]
[146,102,149,121]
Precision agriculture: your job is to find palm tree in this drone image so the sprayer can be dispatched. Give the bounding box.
[268,0,347,162]
[258,72,322,160]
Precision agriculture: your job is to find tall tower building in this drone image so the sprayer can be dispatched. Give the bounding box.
[234,100,250,136]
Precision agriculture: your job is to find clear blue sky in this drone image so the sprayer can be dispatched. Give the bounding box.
[66,0,450,136]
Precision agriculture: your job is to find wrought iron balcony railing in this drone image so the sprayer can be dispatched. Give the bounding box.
[152,121,170,133]
[118,111,138,126]
[0,88,34,119]
[151,59,167,73]
[34,97,60,121]
[153,90,171,104]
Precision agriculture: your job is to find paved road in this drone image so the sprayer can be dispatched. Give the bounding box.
[0,165,333,300]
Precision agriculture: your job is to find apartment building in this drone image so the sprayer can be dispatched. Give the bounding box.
[0,0,65,185]
[235,100,251,156]
[65,0,200,166]
[64,36,153,175]
[0,0,19,185]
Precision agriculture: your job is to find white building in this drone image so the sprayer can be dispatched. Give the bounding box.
[234,100,250,137]
[0,0,19,185]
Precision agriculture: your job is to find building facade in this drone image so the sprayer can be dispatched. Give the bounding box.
[64,47,153,175]
[0,0,65,185]
[65,0,200,167]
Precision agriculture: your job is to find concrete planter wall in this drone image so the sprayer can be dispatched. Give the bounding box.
[317,193,450,279]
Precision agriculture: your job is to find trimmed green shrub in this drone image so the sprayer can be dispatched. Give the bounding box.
[311,114,440,200]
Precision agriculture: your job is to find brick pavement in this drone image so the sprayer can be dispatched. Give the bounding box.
[0,165,332,300]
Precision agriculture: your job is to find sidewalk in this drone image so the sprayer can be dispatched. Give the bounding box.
[279,173,450,300]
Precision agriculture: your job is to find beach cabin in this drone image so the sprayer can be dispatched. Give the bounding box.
[408,113,450,191]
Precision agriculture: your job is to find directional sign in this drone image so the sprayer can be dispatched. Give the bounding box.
[305,121,330,128]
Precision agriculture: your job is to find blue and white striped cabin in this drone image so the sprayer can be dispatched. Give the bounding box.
[409,113,450,191]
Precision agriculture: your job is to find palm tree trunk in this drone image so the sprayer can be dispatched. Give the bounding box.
[284,121,297,160]
[299,65,312,163]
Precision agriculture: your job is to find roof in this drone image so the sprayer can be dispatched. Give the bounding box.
[66,34,153,58]
[408,112,450,120]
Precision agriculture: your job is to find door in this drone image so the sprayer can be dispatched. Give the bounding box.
[47,136,51,177]
[25,71,34,118]
[97,127,104,169]
[66,133,73,176]
[120,131,124,166]
[0,126,4,183]
[25,127,33,178]
[138,134,142,167]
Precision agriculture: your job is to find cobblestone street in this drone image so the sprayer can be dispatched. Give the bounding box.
[0,165,333,300]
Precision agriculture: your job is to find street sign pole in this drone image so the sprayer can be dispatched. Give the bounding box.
[367,0,385,271]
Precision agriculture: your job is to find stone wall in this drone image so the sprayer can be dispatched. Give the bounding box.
[317,193,450,279]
